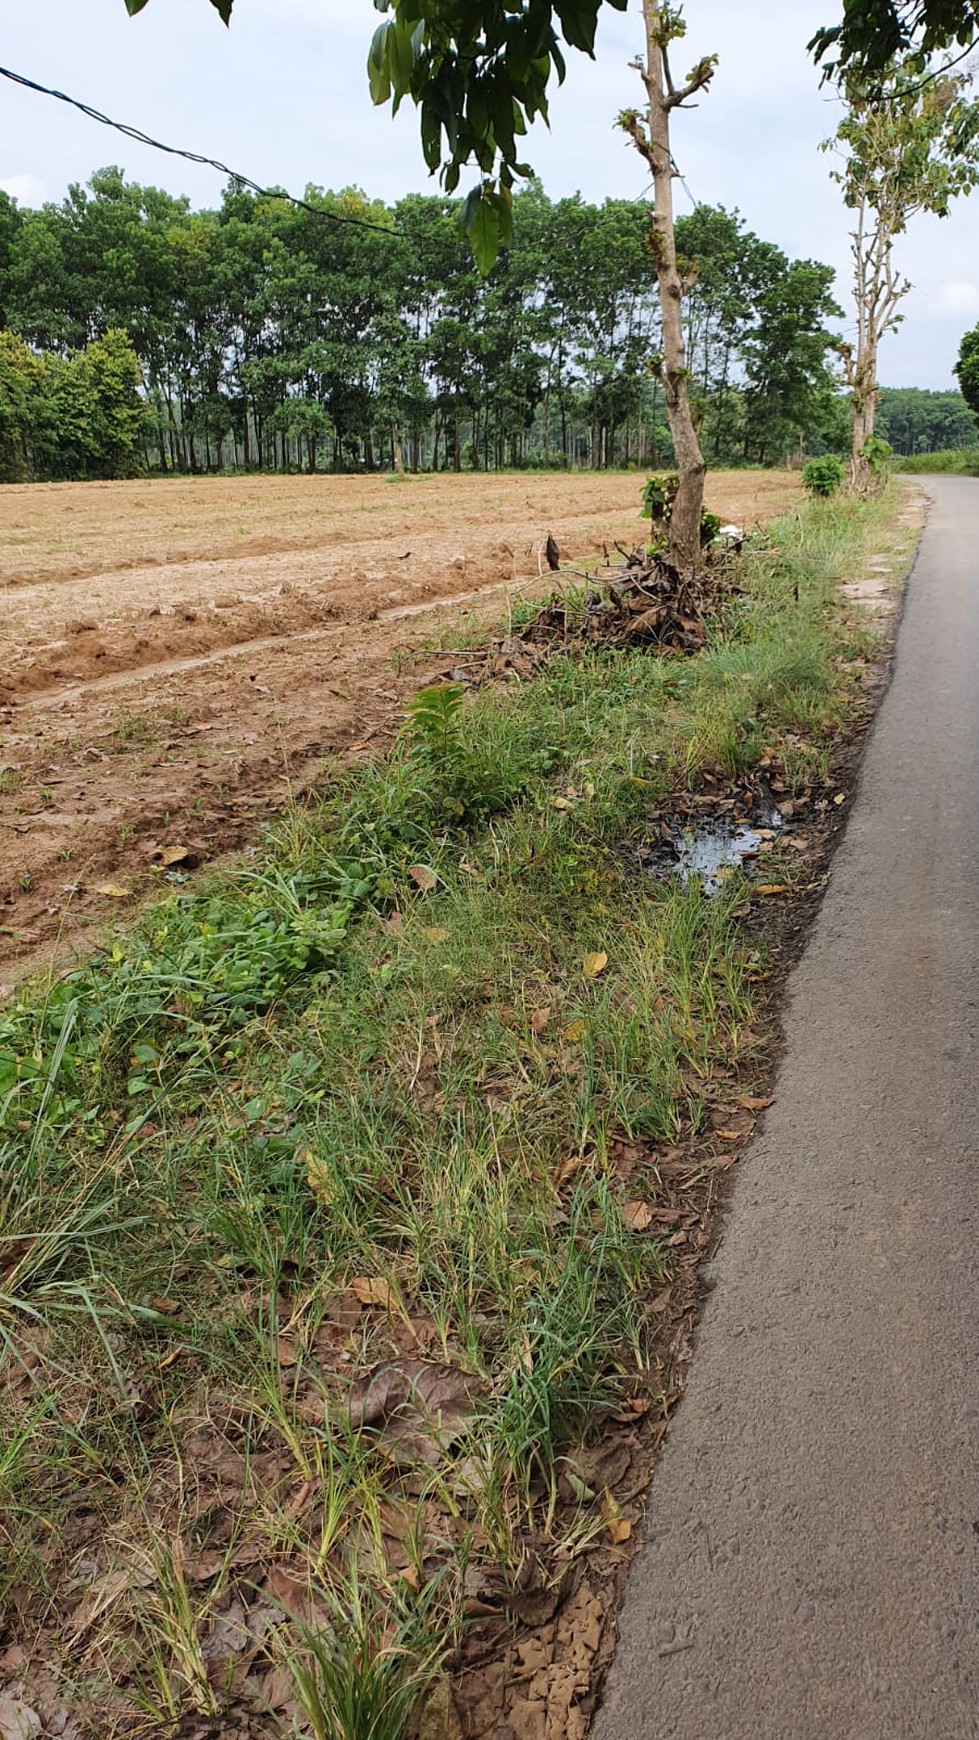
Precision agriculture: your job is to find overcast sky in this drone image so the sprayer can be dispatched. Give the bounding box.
[2,0,978,388]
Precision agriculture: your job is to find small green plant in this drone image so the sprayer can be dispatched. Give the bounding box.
[279,1572,449,1740]
[115,707,152,746]
[802,455,846,497]
[404,683,466,771]
[641,473,679,520]
[642,476,725,547]
[862,433,893,477]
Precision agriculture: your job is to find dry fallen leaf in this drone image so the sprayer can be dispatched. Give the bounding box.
[300,1145,335,1209]
[563,1019,590,1043]
[583,951,609,977]
[529,1005,552,1034]
[152,843,198,868]
[351,1276,399,1310]
[754,884,790,897]
[623,1200,654,1232]
[834,792,846,805]
[715,1128,744,1142]
[347,1360,485,1467]
[602,1490,633,1545]
[736,1094,773,1111]
[95,883,132,899]
[422,926,451,943]
[408,864,438,892]
[555,1151,589,1187]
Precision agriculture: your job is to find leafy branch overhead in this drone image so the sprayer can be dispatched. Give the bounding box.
[367,0,627,270]
[124,0,234,18]
[811,0,979,78]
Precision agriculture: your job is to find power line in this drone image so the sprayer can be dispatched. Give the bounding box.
[0,63,401,238]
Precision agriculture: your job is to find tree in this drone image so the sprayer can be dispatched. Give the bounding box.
[742,258,842,464]
[823,57,979,488]
[123,0,713,563]
[877,383,977,450]
[615,7,716,563]
[955,325,979,421]
[812,1,979,80]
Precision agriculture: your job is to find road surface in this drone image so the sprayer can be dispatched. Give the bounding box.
[594,476,979,1740]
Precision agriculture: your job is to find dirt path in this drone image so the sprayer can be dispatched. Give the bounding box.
[0,471,797,982]
[594,475,979,1737]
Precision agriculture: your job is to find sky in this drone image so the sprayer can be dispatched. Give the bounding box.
[1,0,978,389]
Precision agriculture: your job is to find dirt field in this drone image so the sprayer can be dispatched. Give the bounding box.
[0,470,800,980]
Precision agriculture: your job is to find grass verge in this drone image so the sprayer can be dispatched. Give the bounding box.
[892,448,979,475]
[0,485,913,1738]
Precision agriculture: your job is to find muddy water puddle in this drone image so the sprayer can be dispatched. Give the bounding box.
[641,789,786,895]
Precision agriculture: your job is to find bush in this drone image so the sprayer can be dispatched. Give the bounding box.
[641,475,726,546]
[802,455,845,497]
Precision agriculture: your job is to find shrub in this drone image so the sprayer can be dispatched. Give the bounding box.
[802,455,845,497]
[641,475,726,547]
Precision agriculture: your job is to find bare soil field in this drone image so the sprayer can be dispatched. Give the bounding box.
[0,470,800,980]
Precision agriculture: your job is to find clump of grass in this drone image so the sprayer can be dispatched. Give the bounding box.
[279,1571,452,1740]
[0,484,911,1735]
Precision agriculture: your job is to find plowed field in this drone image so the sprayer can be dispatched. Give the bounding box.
[0,470,800,980]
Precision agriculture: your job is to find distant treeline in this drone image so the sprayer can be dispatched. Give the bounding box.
[1,168,971,486]
[0,168,858,482]
[875,387,977,456]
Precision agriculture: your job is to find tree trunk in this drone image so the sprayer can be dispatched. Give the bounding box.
[622,2,713,567]
[644,4,706,564]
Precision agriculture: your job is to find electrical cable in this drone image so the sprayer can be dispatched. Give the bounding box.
[0,62,402,237]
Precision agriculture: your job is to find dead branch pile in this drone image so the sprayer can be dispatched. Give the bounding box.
[521,545,738,655]
[445,546,741,686]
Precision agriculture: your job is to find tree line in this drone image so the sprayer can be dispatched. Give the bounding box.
[0,170,848,482]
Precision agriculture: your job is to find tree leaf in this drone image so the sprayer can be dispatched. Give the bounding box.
[461,185,502,277]
[583,951,608,977]
[408,864,438,891]
[351,1276,399,1309]
[95,883,132,898]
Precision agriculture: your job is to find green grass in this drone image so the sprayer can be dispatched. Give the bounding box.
[0,484,911,1736]
[892,447,979,475]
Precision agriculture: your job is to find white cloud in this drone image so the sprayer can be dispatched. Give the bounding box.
[930,280,979,320]
[0,172,46,205]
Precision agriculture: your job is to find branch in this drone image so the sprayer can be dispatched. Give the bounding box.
[664,55,718,111]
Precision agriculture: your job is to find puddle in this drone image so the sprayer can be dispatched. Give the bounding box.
[643,790,785,895]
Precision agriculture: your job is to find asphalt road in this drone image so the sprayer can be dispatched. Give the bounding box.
[594,477,979,1740]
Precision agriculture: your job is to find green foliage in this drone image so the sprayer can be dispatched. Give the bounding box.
[811,0,979,79]
[861,432,893,475]
[282,1574,449,1740]
[0,324,145,482]
[803,454,846,496]
[641,473,679,519]
[955,323,979,419]
[404,682,466,766]
[642,473,724,546]
[878,384,977,453]
[365,0,628,269]
[892,445,979,472]
[0,176,843,478]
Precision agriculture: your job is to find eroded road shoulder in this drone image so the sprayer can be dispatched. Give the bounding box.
[595,475,979,1740]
